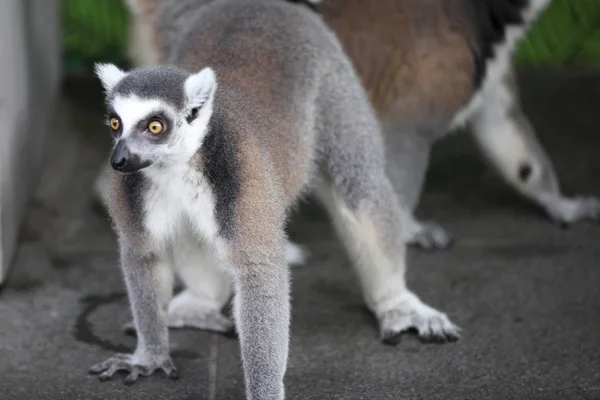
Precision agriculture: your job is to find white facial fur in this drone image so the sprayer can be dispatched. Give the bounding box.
[95,63,217,169]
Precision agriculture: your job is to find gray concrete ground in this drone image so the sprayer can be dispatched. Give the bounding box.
[1,69,599,400]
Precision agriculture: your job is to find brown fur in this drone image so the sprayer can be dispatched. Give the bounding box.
[180,57,313,208]
[319,0,477,128]
[127,0,478,131]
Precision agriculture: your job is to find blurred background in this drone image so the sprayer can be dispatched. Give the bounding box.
[3,0,600,279]
[62,0,600,72]
[1,1,600,399]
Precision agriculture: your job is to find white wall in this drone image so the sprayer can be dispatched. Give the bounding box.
[0,0,61,284]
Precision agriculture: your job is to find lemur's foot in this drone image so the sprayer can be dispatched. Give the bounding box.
[167,290,235,334]
[378,292,460,345]
[544,195,600,227]
[123,290,235,337]
[89,352,178,385]
[407,220,454,250]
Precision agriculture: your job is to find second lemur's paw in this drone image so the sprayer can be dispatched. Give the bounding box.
[407,221,454,250]
[123,290,235,337]
[377,292,460,346]
[544,195,600,227]
[89,352,178,385]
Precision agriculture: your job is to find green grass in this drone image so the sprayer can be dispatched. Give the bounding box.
[62,0,129,71]
[515,0,600,66]
[62,0,600,71]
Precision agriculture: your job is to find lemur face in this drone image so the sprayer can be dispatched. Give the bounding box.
[95,63,216,173]
[105,95,181,172]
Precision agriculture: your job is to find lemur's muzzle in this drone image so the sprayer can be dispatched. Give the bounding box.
[110,140,149,173]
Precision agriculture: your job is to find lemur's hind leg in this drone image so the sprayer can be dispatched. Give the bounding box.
[470,69,600,226]
[383,125,453,250]
[123,239,234,336]
[168,239,305,334]
[168,241,234,333]
[123,240,305,336]
[315,174,459,344]
[316,77,459,342]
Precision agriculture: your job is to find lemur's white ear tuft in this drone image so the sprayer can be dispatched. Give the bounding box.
[184,67,217,111]
[94,63,127,93]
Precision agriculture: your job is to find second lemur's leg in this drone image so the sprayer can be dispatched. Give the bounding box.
[383,124,453,250]
[470,68,600,225]
[90,241,178,384]
[316,175,460,344]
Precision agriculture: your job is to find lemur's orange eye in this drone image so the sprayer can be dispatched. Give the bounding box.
[148,120,164,135]
[110,117,120,131]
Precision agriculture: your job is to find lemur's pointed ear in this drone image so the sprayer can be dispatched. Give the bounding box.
[94,63,128,93]
[184,67,217,111]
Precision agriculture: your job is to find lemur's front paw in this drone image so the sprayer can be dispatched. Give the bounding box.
[407,220,454,250]
[377,292,460,346]
[89,353,178,385]
[545,195,600,227]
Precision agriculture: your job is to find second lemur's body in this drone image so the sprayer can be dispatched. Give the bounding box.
[91,1,459,398]
[113,0,599,251]
[317,0,598,247]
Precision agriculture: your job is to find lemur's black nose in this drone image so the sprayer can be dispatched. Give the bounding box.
[110,140,130,171]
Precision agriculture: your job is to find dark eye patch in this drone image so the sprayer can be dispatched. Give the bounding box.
[137,110,173,143]
[106,108,122,136]
[106,108,118,125]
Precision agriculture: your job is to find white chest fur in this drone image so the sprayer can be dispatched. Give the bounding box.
[142,163,219,247]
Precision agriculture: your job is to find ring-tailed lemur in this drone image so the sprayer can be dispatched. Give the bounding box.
[95,0,597,345]
[108,0,600,252]
[90,0,459,397]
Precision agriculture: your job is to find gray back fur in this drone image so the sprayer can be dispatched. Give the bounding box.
[155,0,369,201]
